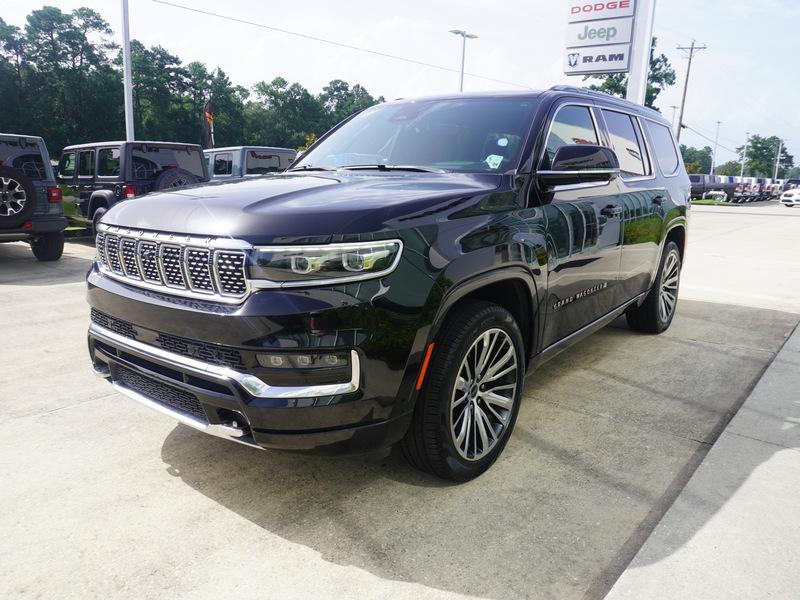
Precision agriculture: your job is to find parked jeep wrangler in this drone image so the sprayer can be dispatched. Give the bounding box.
[204,146,297,180]
[0,133,65,261]
[58,141,209,233]
[87,87,689,481]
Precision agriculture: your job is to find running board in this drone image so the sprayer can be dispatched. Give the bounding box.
[529,292,647,372]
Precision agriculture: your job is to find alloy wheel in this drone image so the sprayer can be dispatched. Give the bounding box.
[659,250,680,322]
[0,177,27,217]
[450,328,518,461]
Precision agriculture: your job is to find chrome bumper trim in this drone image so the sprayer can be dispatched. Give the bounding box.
[89,322,361,399]
[110,382,262,449]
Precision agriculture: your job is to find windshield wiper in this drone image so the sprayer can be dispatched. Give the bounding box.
[286,165,336,172]
[340,164,446,173]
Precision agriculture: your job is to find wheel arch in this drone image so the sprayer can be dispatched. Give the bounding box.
[430,268,539,362]
[88,189,115,218]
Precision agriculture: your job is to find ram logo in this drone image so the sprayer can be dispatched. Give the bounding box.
[568,53,580,67]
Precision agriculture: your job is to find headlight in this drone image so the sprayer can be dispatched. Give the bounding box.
[250,240,403,287]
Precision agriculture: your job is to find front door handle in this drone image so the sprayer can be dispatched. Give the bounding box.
[601,205,622,217]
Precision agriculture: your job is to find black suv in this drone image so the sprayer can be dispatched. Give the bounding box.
[58,141,209,233]
[87,87,689,481]
[0,133,66,260]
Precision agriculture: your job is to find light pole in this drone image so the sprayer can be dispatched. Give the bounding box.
[449,29,477,92]
[121,0,135,141]
[774,138,783,180]
[710,120,721,175]
[740,132,750,178]
[675,40,707,142]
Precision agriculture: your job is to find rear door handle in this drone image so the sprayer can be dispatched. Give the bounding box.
[601,205,622,217]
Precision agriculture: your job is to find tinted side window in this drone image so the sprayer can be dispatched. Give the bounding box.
[213,152,232,175]
[544,105,599,166]
[78,150,94,177]
[646,121,680,175]
[98,148,121,177]
[602,110,648,177]
[59,152,76,177]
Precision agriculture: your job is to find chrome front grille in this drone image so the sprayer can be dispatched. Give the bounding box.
[96,227,249,303]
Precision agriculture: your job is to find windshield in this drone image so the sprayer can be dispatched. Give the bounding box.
[293,97,539,174]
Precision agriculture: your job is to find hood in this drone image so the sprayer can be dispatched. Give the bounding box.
[103,172,504,243]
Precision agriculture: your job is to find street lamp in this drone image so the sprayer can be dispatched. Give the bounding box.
[449,29,478,92]
[740,132,749,178]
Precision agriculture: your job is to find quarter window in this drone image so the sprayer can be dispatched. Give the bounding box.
[645,121,680,175]
[544,105,599,167]
[98,148,121,177]
[601,110,649,177]
[213,152,233,176]
[78,150,94,177]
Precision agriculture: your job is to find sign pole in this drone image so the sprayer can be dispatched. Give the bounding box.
[625,0,656,106]
[121,0,135,141]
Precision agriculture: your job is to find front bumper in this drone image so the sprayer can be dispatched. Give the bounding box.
[86,260,436,453]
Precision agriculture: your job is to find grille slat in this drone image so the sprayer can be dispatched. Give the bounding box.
[96,228,248,302]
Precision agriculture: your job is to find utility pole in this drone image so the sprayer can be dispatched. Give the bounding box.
[774,138,783,180]
[121,0,135,141]
[670,105,679,131]
[710,120,721,175]
[449,30,478,92]
[740,132,750,178]
[675,40,707,142]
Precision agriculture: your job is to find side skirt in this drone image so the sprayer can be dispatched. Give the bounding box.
[527,291,647,373]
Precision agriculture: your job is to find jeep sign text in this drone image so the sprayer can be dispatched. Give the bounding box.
[566,17,633,48]
[567,0,635,22]
[563,44,631,75]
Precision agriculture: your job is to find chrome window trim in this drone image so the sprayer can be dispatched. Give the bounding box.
[538,102,602,170]
[596,108,656,182]
[90,322,361,399]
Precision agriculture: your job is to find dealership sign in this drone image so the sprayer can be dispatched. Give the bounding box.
[564,44,631,74]
[565,0,636,75]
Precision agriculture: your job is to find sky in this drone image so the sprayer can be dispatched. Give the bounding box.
[4,0,799,166]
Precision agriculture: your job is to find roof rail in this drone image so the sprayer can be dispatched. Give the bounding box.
[548,85,662,116]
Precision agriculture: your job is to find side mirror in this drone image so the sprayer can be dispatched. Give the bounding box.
[538,145,620,187]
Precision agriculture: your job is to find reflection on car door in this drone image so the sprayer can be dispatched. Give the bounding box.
[538,103,623,348]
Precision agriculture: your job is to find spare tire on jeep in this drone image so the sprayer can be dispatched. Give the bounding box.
[153,167,197,191]
[0,166,36,229]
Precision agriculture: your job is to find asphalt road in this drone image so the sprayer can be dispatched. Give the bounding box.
[1,202,797,600]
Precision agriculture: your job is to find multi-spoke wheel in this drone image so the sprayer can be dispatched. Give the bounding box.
[0,176,27,217]
[627,240,682,333]
[401,300,524,481]
[0,166,36,228]
[450,329,518,461]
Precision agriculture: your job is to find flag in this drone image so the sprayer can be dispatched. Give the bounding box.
[202,99,215,148]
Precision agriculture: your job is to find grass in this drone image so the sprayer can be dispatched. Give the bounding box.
[691,199,733,206]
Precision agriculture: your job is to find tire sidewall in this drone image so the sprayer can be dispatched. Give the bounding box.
[0,166,37,229]
[92,206,107,236]
[433,307,525,480]
[153,168,198,191]
[655,241,682,330]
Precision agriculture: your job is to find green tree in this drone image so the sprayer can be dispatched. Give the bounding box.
[735,135,794,178]
[583,38,676,109]
[715,160,742,177]
[679,145,712,174]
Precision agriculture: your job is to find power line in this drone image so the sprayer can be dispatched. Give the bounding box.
[682,124,738,154]
[151,0,533,90]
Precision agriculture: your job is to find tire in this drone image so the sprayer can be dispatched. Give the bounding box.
[92,206,107,238]
[0,166,36,229]
[153,168,198,191]
[626,240,682,334]
[31,231,64,262]
[401,300,525,481]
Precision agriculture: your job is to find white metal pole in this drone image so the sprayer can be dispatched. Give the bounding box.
[459,34,466,93]
[740,133,749,178]
[121,0,135,141]
[774,139,782,180]
[710,120,721,175]
[625,0,657,105]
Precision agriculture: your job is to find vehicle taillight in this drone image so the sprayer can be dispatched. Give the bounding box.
[124,185,136,199]
[47,187,62,203]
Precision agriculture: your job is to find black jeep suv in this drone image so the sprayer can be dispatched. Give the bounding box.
[87,87,690,481]
[0,133,66,260]
[58,141,209,233]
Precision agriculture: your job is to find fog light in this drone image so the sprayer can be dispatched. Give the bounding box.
[256,351,350,369]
